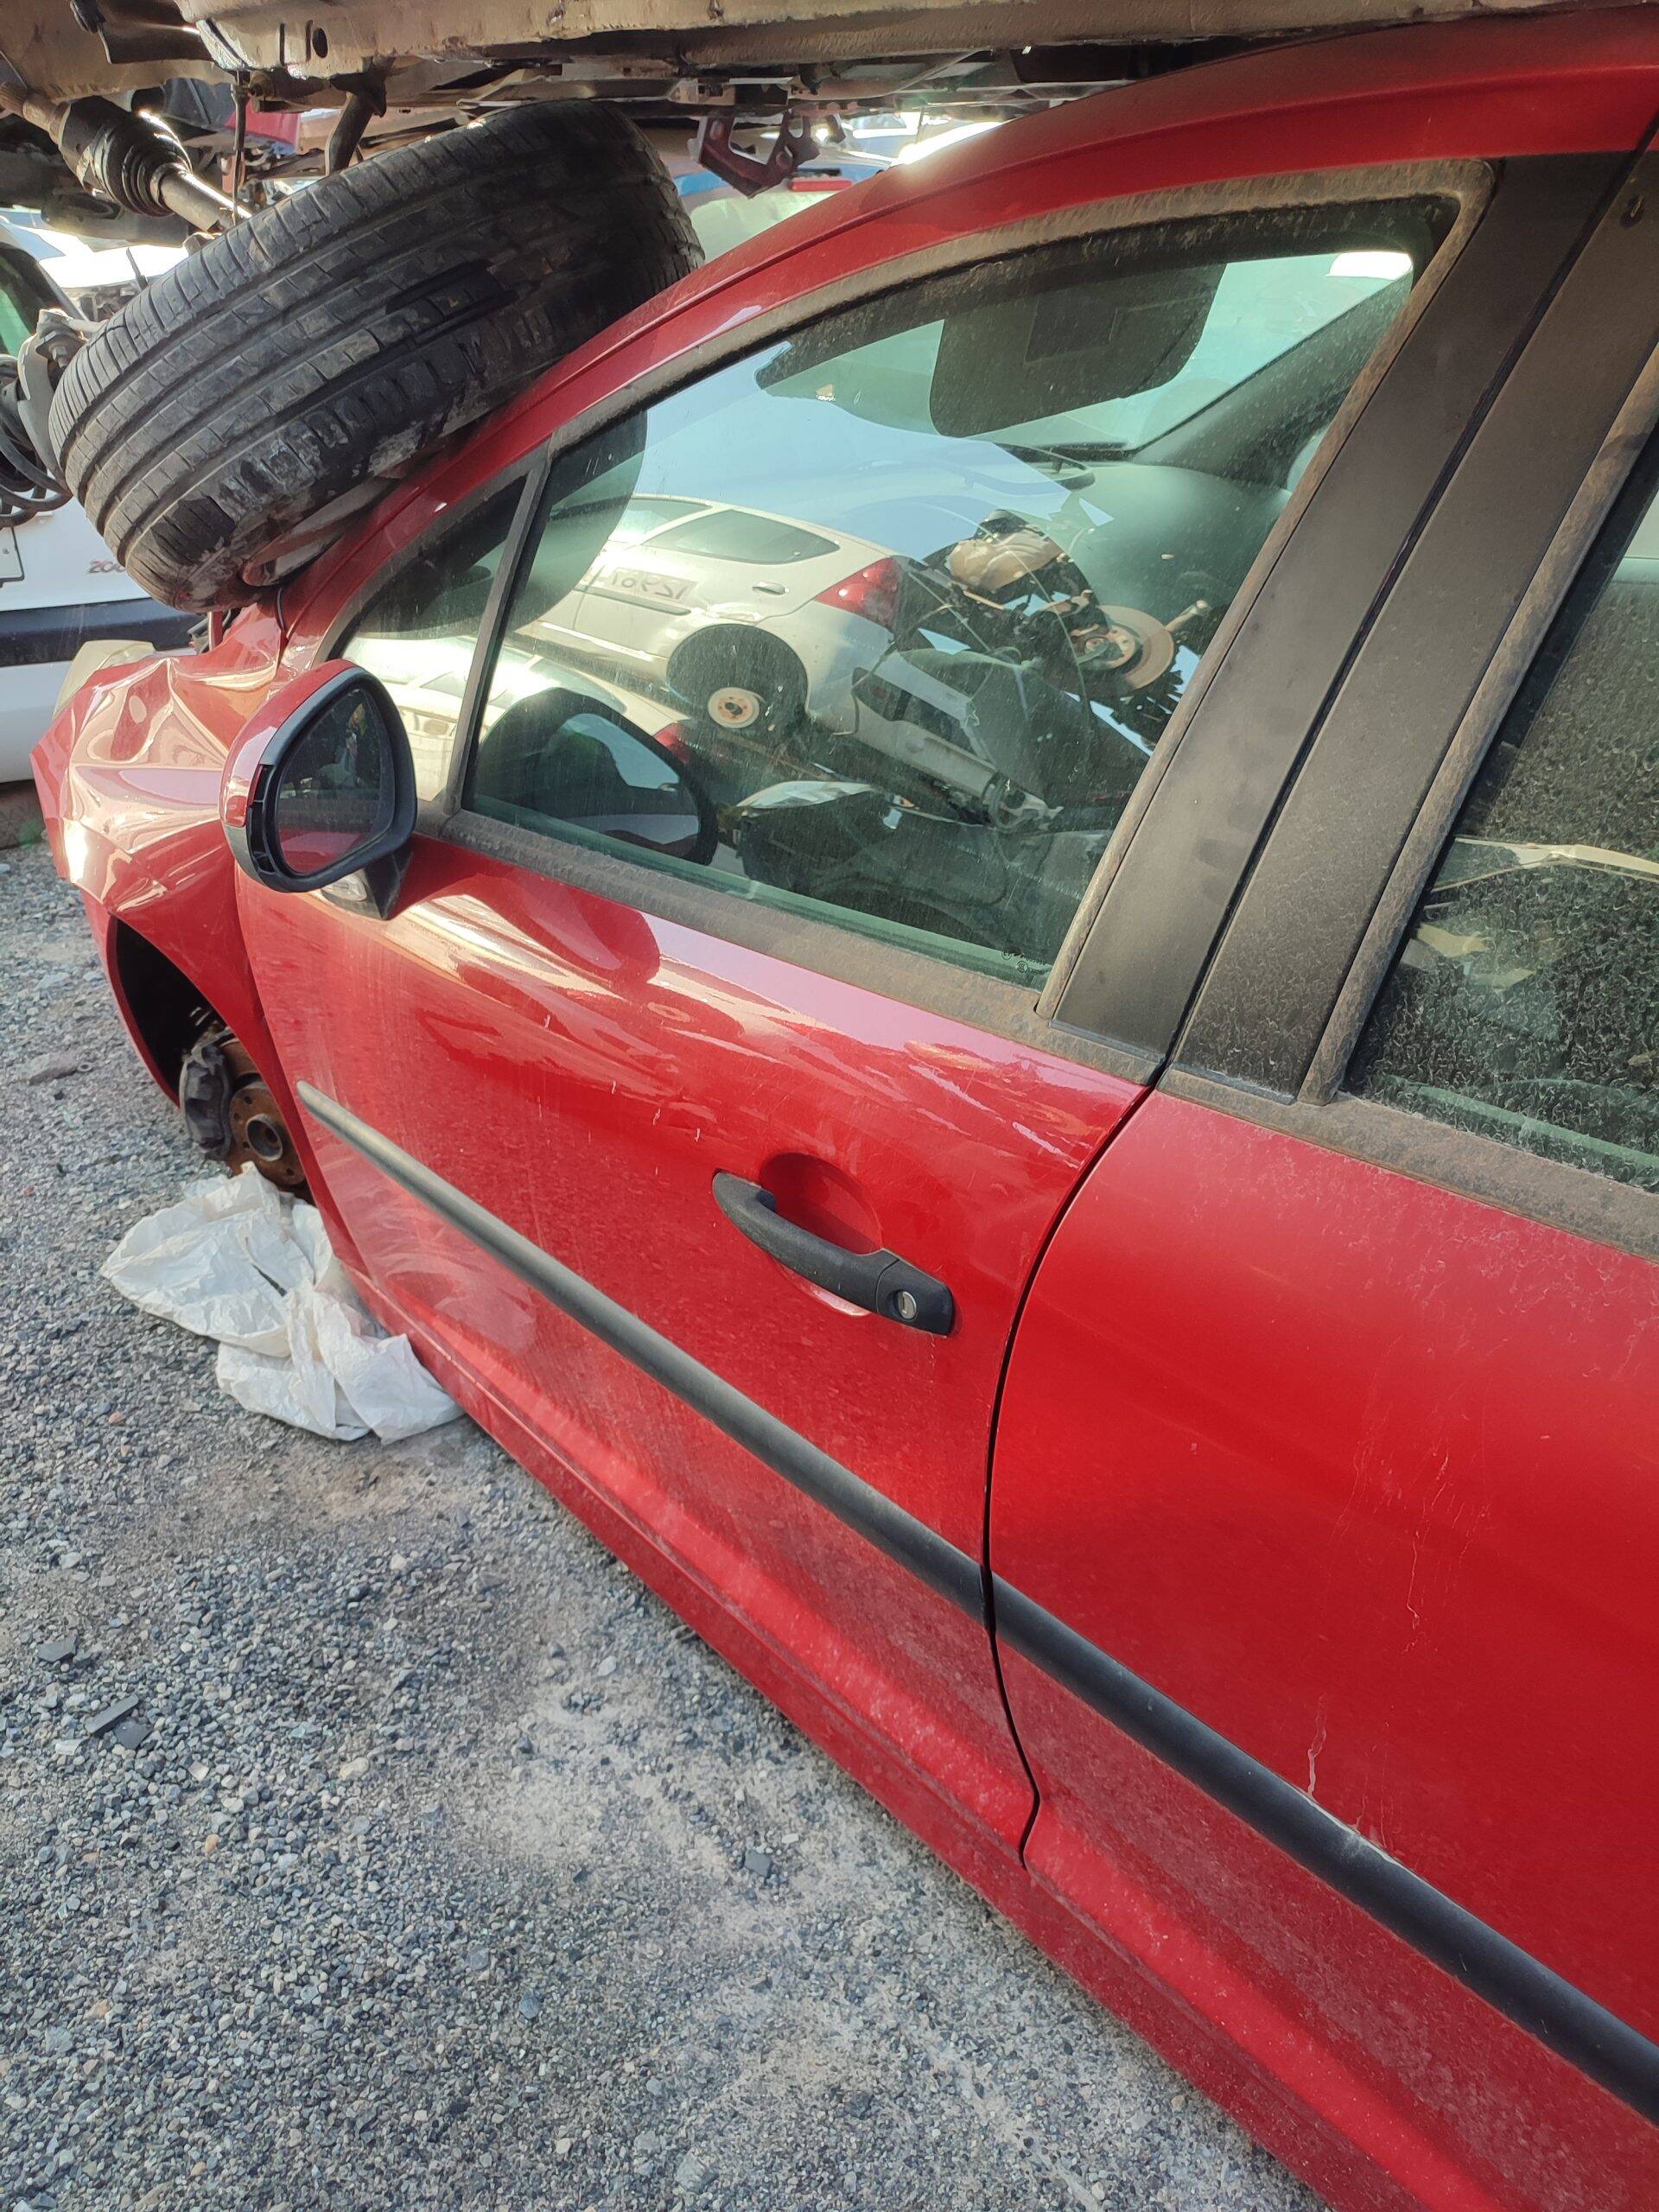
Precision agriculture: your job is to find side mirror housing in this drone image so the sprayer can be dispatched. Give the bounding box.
[222,661,416,914]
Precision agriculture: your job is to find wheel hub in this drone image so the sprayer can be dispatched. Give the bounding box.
[178,1027,306,1192]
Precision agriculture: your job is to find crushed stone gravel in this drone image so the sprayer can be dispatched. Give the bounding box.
[1,841,1320,2212]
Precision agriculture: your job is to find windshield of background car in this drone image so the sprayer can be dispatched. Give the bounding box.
[683,178,855,257]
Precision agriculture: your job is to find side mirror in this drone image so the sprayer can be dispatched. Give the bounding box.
[474,690,717,866]
[222,661,416,914]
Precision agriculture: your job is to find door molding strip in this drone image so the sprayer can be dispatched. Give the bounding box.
[298,1078,1659,2126]
[296,1081,982,1618]
[989,1579,1659,2126]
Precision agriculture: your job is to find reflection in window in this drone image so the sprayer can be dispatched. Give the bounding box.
[650,511,839,565]
[270,686,392,876]
[0,266,33,354]
[467,202,1444,984]
[470,690,711,862]
[1350,449,1659,1194]
[342,481,522,801]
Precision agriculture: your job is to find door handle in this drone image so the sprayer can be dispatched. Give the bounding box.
[712,1173,955,1335]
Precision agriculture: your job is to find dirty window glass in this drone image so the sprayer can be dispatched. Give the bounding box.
[817,245,1417,458]
[467,201,1445,986]
[340,480,523,802]
[1348,446,1659,1195]
[0,262,32,353]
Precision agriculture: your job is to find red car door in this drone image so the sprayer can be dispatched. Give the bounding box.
[989,171,1659,2212]
[232,154,1459,1863]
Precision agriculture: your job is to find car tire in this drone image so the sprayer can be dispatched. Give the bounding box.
[47,105,701,612]
[667,626,810,735]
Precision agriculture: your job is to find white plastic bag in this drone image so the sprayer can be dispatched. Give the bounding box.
[102,1167,463,1442]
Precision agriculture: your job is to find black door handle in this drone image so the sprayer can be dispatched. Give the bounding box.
[712,1173,955,1336]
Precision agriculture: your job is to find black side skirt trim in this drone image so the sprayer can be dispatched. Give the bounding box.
[296,1082,983,1619]
[300,1082,1659,2126]
[0,596,194,668]
[993,1579,1659,2125]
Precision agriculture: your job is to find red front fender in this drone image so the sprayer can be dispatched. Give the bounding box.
[31,612,359,1258]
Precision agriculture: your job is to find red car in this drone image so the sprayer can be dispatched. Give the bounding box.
[32,16,1659,2209]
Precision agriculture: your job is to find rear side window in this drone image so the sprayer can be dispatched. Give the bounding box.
[466,196,1446,987]
[340,480,523,801]
[1349,443,1659,1193]
[0,250,49,354]
[649,512,837,564]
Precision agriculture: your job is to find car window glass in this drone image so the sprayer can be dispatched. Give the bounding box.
[610,496,707,539]
[0,263,31,353]
[651,512,839,564]
[1348,444,1659,1195]
[481,697,714,861]
[339,480,523,800]
[467,200,1445,987]
[800,246,1414,456]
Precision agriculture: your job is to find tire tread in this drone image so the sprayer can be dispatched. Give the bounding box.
[49,105,700,609]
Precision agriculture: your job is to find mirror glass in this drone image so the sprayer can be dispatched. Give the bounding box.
[270,681,398,878]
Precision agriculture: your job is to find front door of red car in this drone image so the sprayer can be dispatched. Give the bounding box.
[234,178,1471,1852]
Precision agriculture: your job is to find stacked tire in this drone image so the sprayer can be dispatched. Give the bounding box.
[48,103,701,610]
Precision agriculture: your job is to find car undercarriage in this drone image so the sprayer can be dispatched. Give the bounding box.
[0,0,1631,238]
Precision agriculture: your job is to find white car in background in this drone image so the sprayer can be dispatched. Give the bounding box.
[0,216,192,782]
[522,493,899,723]
[494,490,1012,809]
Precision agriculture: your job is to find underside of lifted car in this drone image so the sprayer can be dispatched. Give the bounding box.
[0,0,1639,616]
[0,0,1635,238]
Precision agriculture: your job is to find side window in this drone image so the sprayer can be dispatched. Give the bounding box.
[467,200,1445,985]
[1349,443,1659,1194]
[340,480,523,801]
[0,260,34,353]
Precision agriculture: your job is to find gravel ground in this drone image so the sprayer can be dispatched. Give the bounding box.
[1,838,1319,2212]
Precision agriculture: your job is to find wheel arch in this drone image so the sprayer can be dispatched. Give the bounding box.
[96,904,350,1249]
[107,917,219,1099]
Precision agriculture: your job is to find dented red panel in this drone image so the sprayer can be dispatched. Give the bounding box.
[33,612,283,944]
[990,1091,1659,2208]
[27,614,340,1206]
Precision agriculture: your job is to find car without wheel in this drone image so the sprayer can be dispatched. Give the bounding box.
[25,16,1659,2212]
